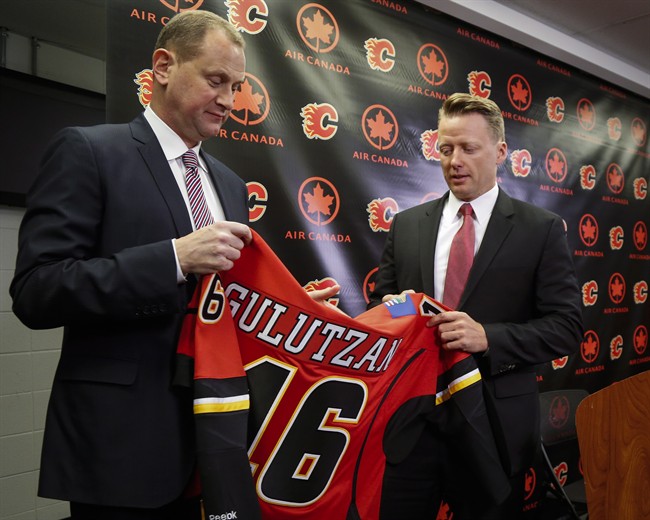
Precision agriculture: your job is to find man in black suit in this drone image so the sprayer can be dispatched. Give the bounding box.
[9,10,344,520]
[369,93,583,519]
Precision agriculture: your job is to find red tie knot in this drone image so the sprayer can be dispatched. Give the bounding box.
[460,203,474,218]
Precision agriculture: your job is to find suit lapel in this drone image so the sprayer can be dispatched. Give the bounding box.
[420,196,446,295]
[202,155,239,221]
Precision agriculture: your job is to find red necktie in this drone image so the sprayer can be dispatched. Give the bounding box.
[182,150,214,229]
[443,203,475,309]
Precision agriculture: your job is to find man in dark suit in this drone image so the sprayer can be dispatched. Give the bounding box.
[10,10,302,520]
[369,93,583,519]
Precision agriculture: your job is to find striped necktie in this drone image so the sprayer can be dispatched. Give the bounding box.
[443,203,475,309]
[182,150,214,229]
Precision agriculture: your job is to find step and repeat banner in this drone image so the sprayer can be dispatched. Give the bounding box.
[107,0,648,513]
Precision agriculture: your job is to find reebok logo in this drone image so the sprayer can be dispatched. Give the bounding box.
[209,511,237,520]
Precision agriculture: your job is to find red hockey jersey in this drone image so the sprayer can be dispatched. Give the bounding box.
[175,230,509,520]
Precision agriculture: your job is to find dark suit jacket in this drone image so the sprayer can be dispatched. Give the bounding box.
[10,114,249,507]
[369,189,583,477]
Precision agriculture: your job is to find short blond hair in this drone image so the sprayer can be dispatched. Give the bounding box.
[439,93,505,142]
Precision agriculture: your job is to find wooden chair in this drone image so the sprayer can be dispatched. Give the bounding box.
[575,371,650,520]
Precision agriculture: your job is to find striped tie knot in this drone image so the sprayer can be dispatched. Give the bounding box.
[181,150,214,229]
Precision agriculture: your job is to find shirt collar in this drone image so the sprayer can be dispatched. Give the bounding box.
[446,184,499,225]
[143,107,202,161]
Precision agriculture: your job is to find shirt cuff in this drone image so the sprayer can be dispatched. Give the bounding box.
[171,239,187,284]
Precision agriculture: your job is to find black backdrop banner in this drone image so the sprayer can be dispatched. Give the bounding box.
[107,0,649,513]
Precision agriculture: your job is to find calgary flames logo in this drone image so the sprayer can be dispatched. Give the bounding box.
[420,130,440,161]
[581,330,600,364]
[579,214,598,247]
[582,280,598,306]
[546,148,568,183]
[610,335,623,360]
[510,149,532,177]
[301,103,338,140]
[608,273,626,305]
[549,395,570,429]
[551,356,569,370]
[546,97,564,123]
[247,181,268,222]
[554,462,569,487]
[298,177,340,226]
[225,0,269,34]
[609,226,624,250]
[159,0,203,12]
[577,98,596,131]
[631,117,647,147]
[607,117,622,141]
[634,325,648,356]
[435,500,454,520]
[367,198,398,232]
[634,178,648,200]
[303,277,339,307]
[134,69,154,108]
[362,105,399,150]
[507,74,532,111]
[634,281,648,304]
[297,3,339,53]
[467,70,491,98]
[230,73,270,126]
[579,165,597,190]
[634,221,648,251]
[364,38,396,72]
[606,163,624,195]
[417,43,449,86]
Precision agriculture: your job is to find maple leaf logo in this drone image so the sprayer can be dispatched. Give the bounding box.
[634,325,648,355]
[581,331,600,363]
[230,74,269,126]
[634,221,648,250]
[608,273,626,304]
[297,4,339,53]
[159,0,203,13]
[524,468,536,500]
[545,148,567,183]
[363,267,379,305]
[417,44,449,86]
[362,105,399,150]
[606,163,624,194]
[298,177,340,226]
[507,74,532,111]
[631,117,647,146]
[577,99,595,130]
[549,396,569,429]
[580,215,598,246]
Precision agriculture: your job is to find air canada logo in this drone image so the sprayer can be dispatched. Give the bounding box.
[510,149,532,177]
[634,325,648,356]
[524,467,536,501]
[301,103,338,140]
[507,74,532,111]
[436,500,454,520]
[362,105,399,150]
[582,281,598,306]
[552,356,568,370]
[609,226,624,250]
[634,221,648,251]
[365,38,396,72]
[634,281,648,304]
[417,43,449,86]
[607,117,622,141]
[247,181,268,222]
[631,117,647,147]
[606,163,624,195]
[159,0,203,12]
[467,70,491,98]
[577,98,596,131]
[545,148,567,183]
[581,330,600,364]
[579,165,597,190]
[225,0,269,34]
[546,97,564,123]
[610,335,623,360]
[297,3,339,53]
[367,198,398,232]
[298,177,340,226]
[363,267,378,304]
[304,277,339,307]
[579,214,598,247]
[634,178,648,200]
[608,273,626,305]
[420,130,440,161]
[230,73,269,126]
[548,395,570,429]
[134,69,153,108]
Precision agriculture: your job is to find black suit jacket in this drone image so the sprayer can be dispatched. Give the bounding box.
[10,114,249,507]
[369,189,583,476]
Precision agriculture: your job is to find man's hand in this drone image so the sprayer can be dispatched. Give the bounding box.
[427,311,488,353]
[175,221,252,275]
[307,284,349,316]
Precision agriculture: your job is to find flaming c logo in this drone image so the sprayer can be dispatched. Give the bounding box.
[546,97,564,123]
[631,117,648,147]
[159,0,203,12]
[579,214,598,247]
[608,273,626,305]
[362,105,399,150]
[304,277,339,307]
[225,0,269,34]
[545,148,567,184]
[230,73,270,126]
[554,462,569,487]
[634,178,648,200]
[552,356,568,370]
[363,267,378,304]
[367,198,398,232]
[247,181,268,222]
[524,467,536,501]
[634,221,648,251]
[467,70,491,98]
[548,395,570,429]
[417,43,449,86]
[301,103,338,140]
[606,163,624,195]
[634,325,648,356]
[297,3,339,53]
[365,38,396,72]
[510,149,532,178]
[579,165,597,190]
[435,500,454,520]
[581,330,600,364]
[577,98,596,131]
[134,69,154,108]
[298,177,340,226]
[582,281,598,307]
[420,130,440,161]
[607,117,622,141]
[634,281,648,304]
[507,74,532,111]
[609,226,624,250]
[610,335,623,360]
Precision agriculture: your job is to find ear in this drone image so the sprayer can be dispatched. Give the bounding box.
[496,141,508,165]
[152,48,174,85]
